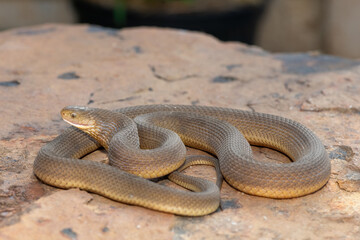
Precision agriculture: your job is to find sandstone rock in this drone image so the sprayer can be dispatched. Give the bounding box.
[0,24,360,239]
[337,171,360,192]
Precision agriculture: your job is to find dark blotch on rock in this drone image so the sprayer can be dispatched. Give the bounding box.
[212,76,238,83]
[102,226,109,233]
[58,72,80,80]
[87,25,118,37]
[133,46,143,54]
[329,145,354,161]
[16,27,56,36]
[0,80,20,87]
[226,64,242,71]
[238,47,269,56]
[61,228,77,240]
[275,53,360,75]
[191,100,199,105]
[221,199,243,209]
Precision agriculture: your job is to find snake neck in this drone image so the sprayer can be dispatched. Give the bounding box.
[81,110,137,150]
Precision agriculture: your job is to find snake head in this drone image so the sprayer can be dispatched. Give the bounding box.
[60,106,131,150]
[61,106,97,130]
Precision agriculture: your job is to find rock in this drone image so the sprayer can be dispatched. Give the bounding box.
[337,171,360,192]
[329,145,354,162]
[0,189,174,240]
[0,24,360,239]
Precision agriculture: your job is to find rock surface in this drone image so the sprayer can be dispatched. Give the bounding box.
[0,24,360,239]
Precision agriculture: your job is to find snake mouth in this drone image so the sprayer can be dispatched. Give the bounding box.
[61,106,96,130]
[62,118,94,129]
[61,112,95,130]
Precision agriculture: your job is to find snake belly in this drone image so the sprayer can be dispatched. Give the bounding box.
[33,104,331,216]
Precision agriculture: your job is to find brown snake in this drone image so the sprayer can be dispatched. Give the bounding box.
[33,105,331,216]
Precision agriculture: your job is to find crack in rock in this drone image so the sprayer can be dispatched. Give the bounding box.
[97,96,138,105]
[300,106,360,114]
[149,65,197,82]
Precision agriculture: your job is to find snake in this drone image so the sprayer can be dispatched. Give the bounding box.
[33,104,331,216]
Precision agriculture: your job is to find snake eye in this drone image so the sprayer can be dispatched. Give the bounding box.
[70,113,77,118]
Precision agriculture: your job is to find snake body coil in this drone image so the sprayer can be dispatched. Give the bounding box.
[34,105,331,216]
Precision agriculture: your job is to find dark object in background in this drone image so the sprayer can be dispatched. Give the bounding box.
[72,0,266,44]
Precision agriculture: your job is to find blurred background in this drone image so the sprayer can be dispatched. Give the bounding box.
[0,0,359,59]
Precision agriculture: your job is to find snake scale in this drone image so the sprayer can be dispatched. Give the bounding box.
[33,104,331,216]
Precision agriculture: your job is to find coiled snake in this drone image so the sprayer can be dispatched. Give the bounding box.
[33,105,331,216]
